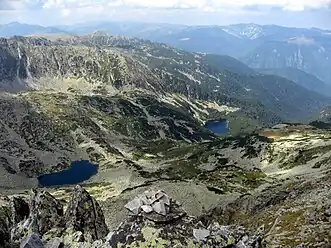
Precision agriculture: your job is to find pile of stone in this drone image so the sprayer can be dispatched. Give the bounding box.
[125,190,170,216]
[124,190,186,223]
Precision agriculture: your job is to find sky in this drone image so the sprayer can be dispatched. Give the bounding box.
[0,0,331,29]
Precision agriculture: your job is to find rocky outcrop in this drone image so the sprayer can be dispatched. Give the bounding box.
[7,187,107,247]
[10,197,29,225]
[0,194,11,248]
[26,190,64,235]
[20,233,44,248]
[0,187,267,247]
[64,185,109,241]
[108,190,264,247]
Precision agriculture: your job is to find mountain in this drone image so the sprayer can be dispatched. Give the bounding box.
[0,22,67,37]
[243,39,331,84]
[1,35,328,123]
[49,22,331,85]
[1,33,331,247]
[257,67,331,97]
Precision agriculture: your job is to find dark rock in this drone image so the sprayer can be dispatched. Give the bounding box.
[64,185,109,241]
[0,194,11,248]
[26,190,64,235]
[324,204,331,217]
[20,233,44,248]
[11,197,30,225]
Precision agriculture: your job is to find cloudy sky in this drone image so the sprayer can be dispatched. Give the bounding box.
[0,0,331,28]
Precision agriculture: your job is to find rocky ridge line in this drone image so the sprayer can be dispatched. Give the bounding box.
[0,186,267,248]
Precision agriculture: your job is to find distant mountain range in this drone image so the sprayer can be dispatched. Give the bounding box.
[1,21,331,88]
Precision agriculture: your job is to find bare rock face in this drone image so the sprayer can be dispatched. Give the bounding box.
[0,194,11,248]
[26,190,64,236]
[11,190,64,243]
[64,185,109,241]
[10,197,30,225]
[2,186,266,248]
[20,233,44,248]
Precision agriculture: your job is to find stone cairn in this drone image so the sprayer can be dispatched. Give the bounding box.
[124,189,186,223]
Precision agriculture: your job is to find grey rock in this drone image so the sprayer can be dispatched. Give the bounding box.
[235,240,247,248]
[23,219,30,229]
[105,231,114,243]
[193,228,210,242]
[124,197,143,215]
[20,233,44,248]
[152,201,167,216]
[139,195,151,206]
[45,237,63,248]
[141,205,153,214]
[64,185,109,241]
[156,191,170,206]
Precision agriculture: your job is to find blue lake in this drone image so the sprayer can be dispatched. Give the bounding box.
[38,161,98,187]
[204,120,229,134]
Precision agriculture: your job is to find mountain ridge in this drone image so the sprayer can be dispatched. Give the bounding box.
[3,21,331,86]
[0,27,331,247]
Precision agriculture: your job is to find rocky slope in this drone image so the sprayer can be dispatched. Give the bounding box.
[1,123,331,247]
[0,35,331,247]
[1,35,329,122]
[243,39,331,85]
[4,22,331,87]
[258,68,331,97]
[1,35,330,188]
[1,185,266,248]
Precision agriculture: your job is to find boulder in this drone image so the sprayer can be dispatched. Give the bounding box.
[64,185,109,241]
[193,228,210,241]
[26,190,64,235]
[20,233,44,248]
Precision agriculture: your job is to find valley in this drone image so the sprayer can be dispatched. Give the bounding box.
[0,33,330,247]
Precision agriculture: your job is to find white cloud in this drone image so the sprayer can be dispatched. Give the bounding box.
[1,0,331,28]
[2,0,330,11]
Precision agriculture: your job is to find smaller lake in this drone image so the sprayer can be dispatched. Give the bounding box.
[38,161,98,187]
[204,120,229,134]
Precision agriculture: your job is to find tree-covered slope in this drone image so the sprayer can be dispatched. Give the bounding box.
[258,67,331,97]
